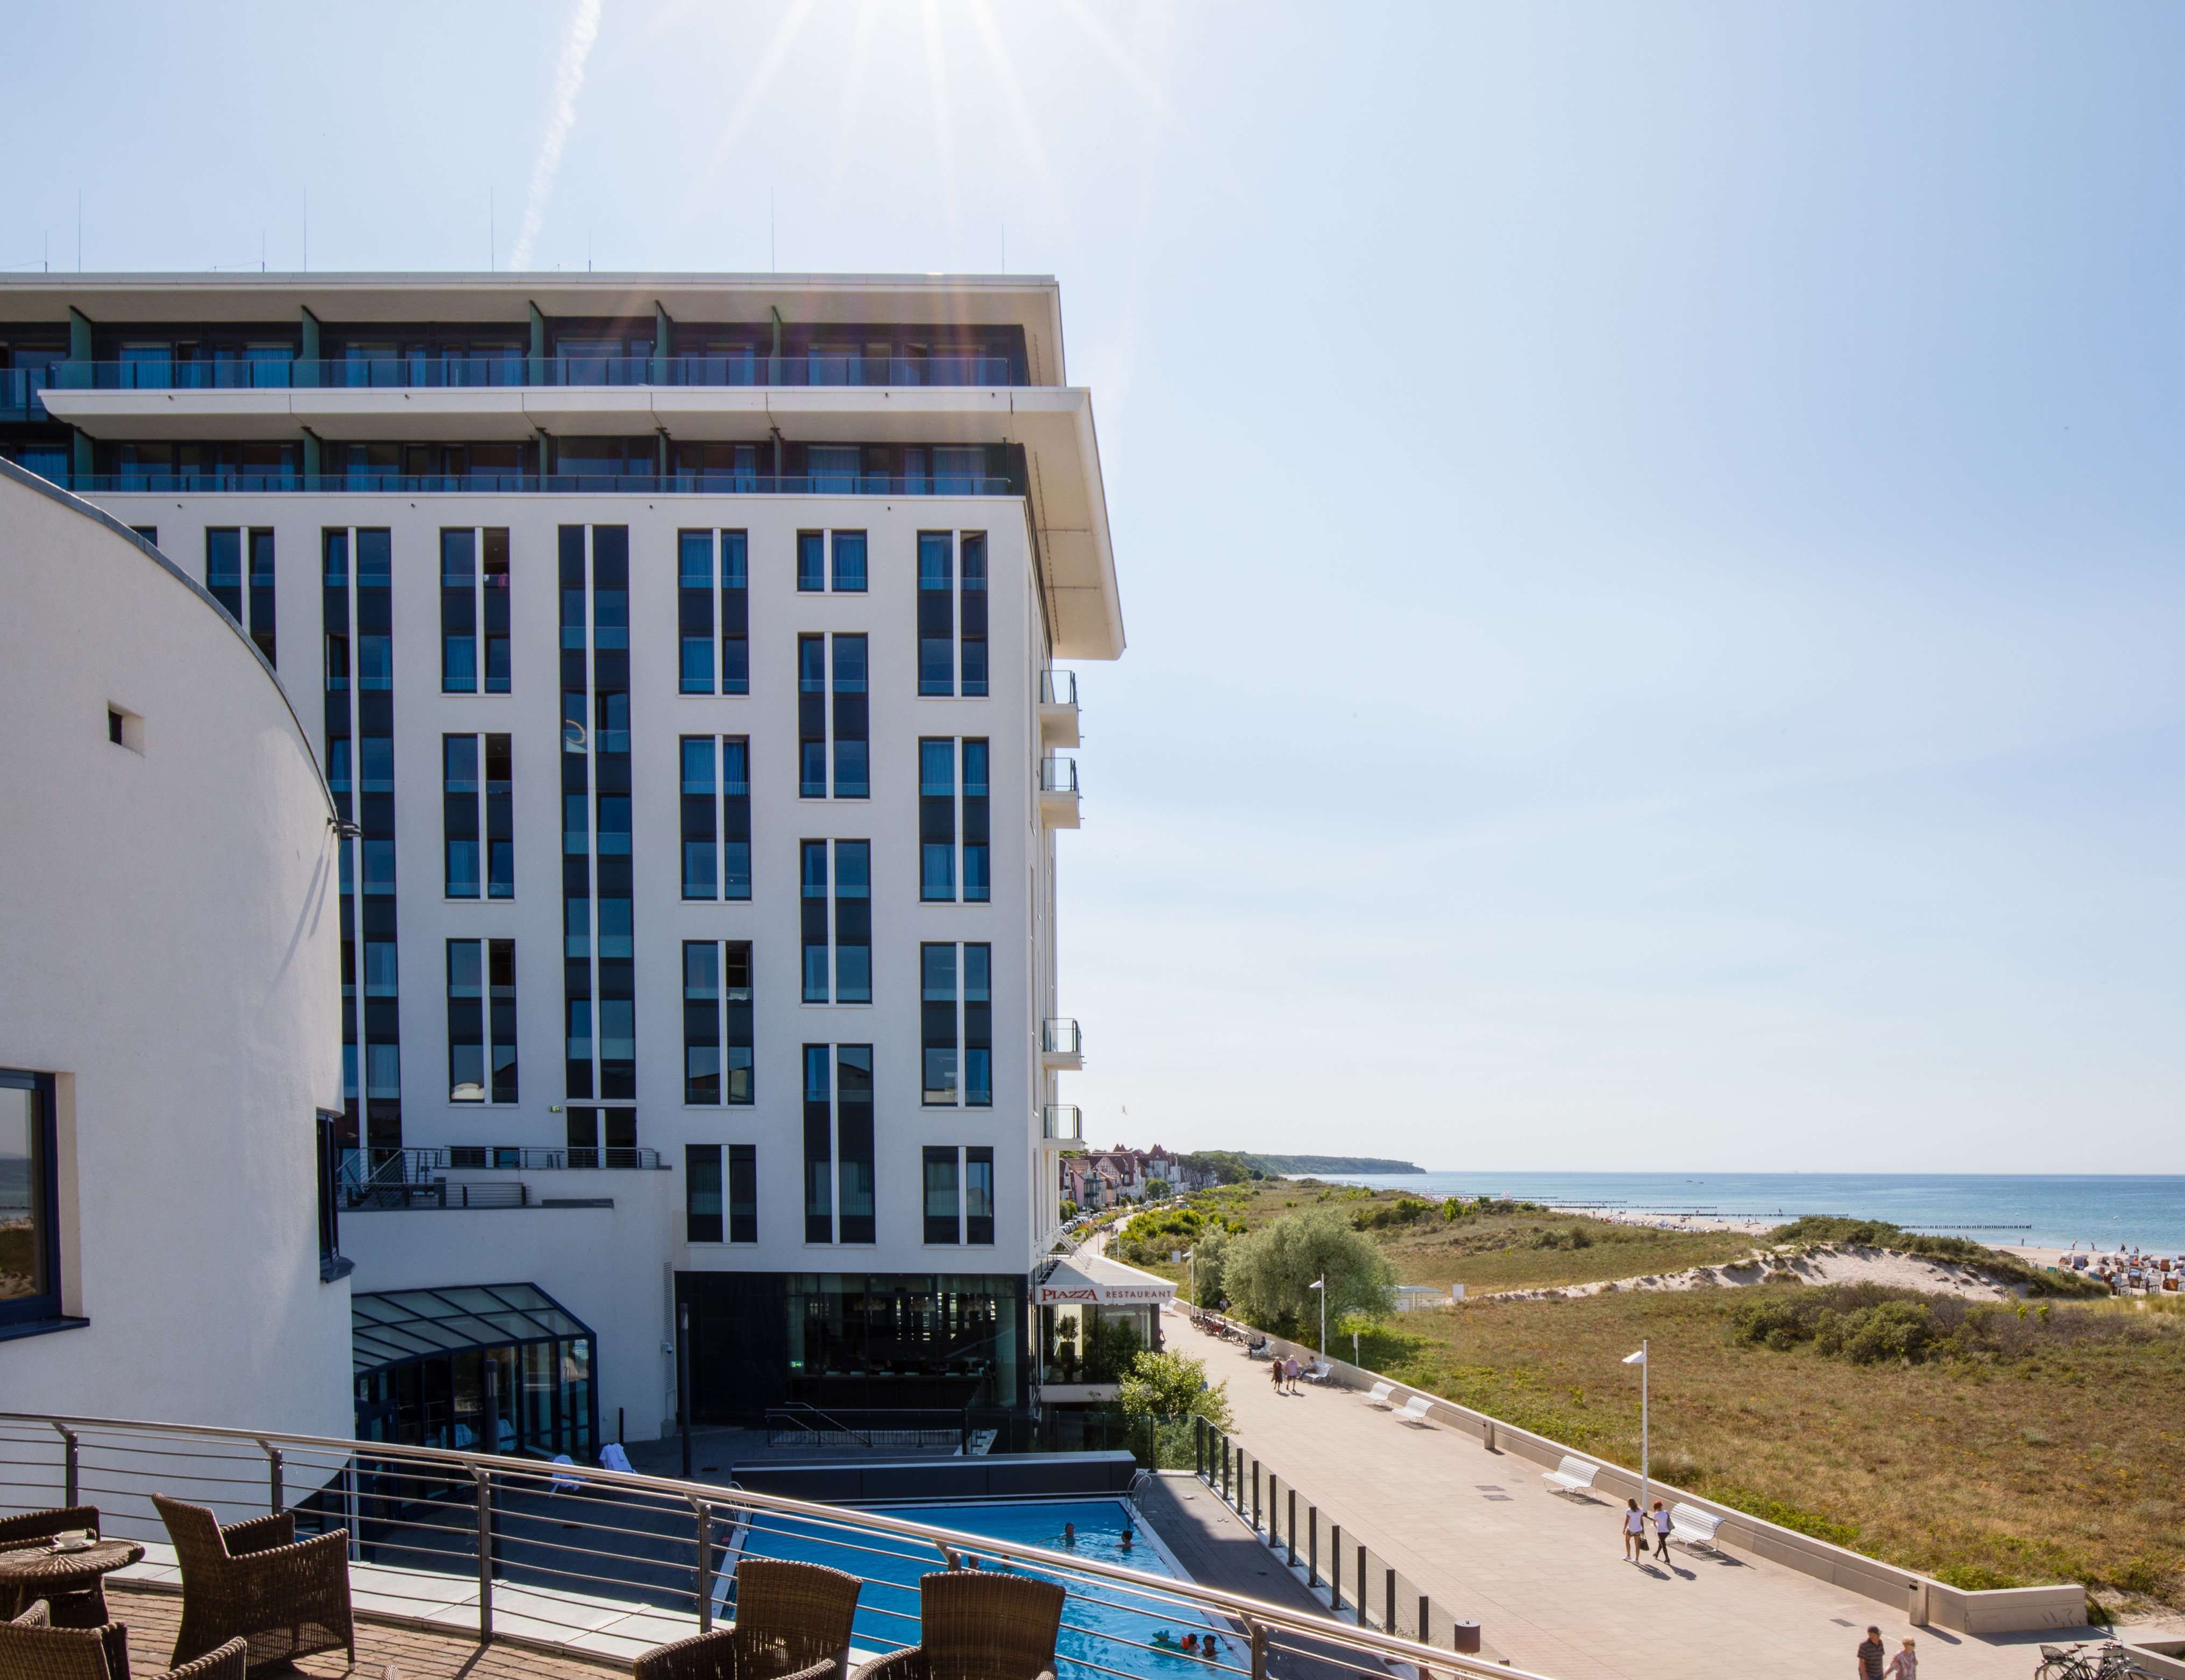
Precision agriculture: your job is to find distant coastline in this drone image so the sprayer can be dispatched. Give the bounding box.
[1253,1154,1423,1176]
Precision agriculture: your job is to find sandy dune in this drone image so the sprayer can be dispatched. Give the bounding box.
[1479,1242,2028,1303]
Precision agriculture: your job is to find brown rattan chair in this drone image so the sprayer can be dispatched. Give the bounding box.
[636,1558,864,1680]
[848,1571,1066,1680]
[0,1599,247,1680]
[0,1507,107,1626]
[151,1494,353,1675]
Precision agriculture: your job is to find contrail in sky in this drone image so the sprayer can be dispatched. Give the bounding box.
[510,0,603,271]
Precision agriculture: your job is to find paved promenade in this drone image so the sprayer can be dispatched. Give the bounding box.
[1188,1320,2092,1680]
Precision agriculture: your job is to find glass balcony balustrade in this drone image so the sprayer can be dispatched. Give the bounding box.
[30,470,1020,498]
[1,366,52,421]
[1043,1103,1083,1141]
[1042,1018,1082,1057]
[1039,756,1079,795]
[45,351,1023,393]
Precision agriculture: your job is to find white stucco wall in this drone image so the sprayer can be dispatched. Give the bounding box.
[0,461,350,1437]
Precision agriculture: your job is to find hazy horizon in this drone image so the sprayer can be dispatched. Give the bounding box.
[6,2,2179,1173]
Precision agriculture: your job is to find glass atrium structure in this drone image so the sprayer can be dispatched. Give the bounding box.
[352,1284,597,1461]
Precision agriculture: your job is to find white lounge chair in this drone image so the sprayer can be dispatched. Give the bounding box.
[1668,1503,1724,1552]
[1393,1395,1434,1427]
[1301,1360,1335,1384]
[1364,1382,1397,1408]
[1541,1455,1599,1497]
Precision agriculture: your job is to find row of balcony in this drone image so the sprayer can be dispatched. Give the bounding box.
[0,352,1023,417]
[10,469,1020,498]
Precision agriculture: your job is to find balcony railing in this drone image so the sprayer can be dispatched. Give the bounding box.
[0,1409,1535,1680]
[41,352,1024,393]
[338,1145,663,1187]
[1,366,51,422]
[40,471,1020,498]
[1040,669,1077,707]
[1042,1019,1082,1057]
[1044,1103,1083,1141]
[1040,756,1079,796]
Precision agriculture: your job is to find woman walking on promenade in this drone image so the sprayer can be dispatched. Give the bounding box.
[1621,1499,1646,1561]
[1886,1639,1917,1680]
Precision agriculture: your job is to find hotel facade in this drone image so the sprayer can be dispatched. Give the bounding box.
[0,273,1133,1444]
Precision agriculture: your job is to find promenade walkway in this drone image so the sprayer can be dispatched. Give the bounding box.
[1189,1320,2091,1680]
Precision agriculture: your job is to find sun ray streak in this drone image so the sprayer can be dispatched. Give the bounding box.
[1053,0,1239,195]
[670,0,819,262]
[825,0,882,208]
[920,0,962,270]
[966,0,1082,271]
[510,0,604,272]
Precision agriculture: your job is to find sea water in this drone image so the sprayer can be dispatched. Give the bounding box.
[1311,1171,2185,1254]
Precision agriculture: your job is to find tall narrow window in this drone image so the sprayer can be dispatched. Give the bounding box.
[835,841,871,1003]
[959,532,987,696]
[832,634,868,798]
[684,941,721,1103]
[725,941,754,1102]
[923,944,958,1105]
[448,940,485,1099]
[728,1143,757,1243]
[838,1045,874,1243]
[966,1146,995,1245]
[0,1072,60,1328]
[208,528,243,623]
[686,1144,723,1243]
[801,842,829,1002]
[488,938,517,1102]
[483,528,510,692]
[797,530,825,593]
[324,530,357,1149]
[962,739,990,903]
[832,530,867,592]
[923,1145,960,1245]
[803,1046,832,1243]
[248,528,276,667]
[798,635,826,797]
[918,532,954,695]
[444,734,480,898]
[356,529,399,1152]
[561,524,592,1100]
[485,735,513,898]
[965,944,992,1108]
[442,528,478,691]
[680,736,717,898]
[921,740,955,901]
[722,738,751,899]
[594,528,634,1101]
[721,531,749,694]
[679,530,714,693]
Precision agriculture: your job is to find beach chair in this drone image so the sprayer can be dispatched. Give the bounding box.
[1392,1395,1435,1427]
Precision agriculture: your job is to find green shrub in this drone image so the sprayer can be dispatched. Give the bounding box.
[1708,1485,1859,1548]
[1935,1564,2024,1592]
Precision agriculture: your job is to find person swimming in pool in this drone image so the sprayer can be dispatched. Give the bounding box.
[1062,1522,1077,1546]
[1120,1525,1134,1551]
[1181,1635,1200,1657]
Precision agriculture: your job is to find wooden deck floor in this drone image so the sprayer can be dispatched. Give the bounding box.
[108,1582,629,1680]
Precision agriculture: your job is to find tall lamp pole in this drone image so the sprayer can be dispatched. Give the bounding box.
[1623,1341,1649,1513]
[1309,1275,1326,1359]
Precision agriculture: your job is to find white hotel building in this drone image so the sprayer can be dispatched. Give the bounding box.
[0,273,1139,1445]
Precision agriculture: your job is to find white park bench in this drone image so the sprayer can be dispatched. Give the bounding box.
[1541,1456,1600,1498]
[1364,1382,1398,1408]
[1393,1395,1435,1427]
[1669,1503,1725,1552]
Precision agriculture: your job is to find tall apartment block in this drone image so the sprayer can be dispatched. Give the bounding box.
[0,275,1123,1440]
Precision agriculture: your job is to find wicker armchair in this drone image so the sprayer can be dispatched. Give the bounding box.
[151,1495,353,1675]
[636,1558,864,1680]
[0,1599,247,1680]
[848,1572,1066,1680]
[0,1507,107,1626]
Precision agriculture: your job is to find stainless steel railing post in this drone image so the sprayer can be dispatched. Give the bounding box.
[473,1467,494,1643]
[264,1444,284,1515]
[693,1498,714,1633]
[53,1424,77,1507]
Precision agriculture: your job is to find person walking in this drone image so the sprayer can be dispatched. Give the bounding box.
[1885,1639,1917,1680]
[1856,1626,1888,1680]
[1650,1499,1672,1561]
[1270,1356,1286,1393]
[1621,1498,1645,1561]
[1286,1355,1302,1395]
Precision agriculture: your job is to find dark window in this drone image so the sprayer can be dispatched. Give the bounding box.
[963,739,990,903]
[448,939,485,1100]
[248,528,276,667]
[832,634,868,798]
[0,1070,62,1327]
[489,939,518,1103]
[918,532,953,695]
[797,530,824,592]
[684,941,720,1104]
[838,1045,874,1244]
[316,1109,350,1280]
[561,525,592,1101]
[922,943,957,1105]
[920,739,955,901]
[803,1046,832,1243]
[960,533,987,696]
[594,528,633,1102]
[687,1144,723,1243]
[801,842,828,1003]
[798,635,826,797]
[206,527,243,622]
[444,735,480,897]
[835,841,871,1004]
[680,736,717,898]
[483,528,511,692]
[965,944,992,1108]
[679,530,714,693]
[832,530,867,592]
[355,530,399,1155]
[722,739,751,900]
[442,528,478,691]
[721,531,749,694]
[107,710,123,745]
[486,735,513,898]
[966,1146,995,1245]
[728,1144,757,1243]
[723,942,754,1103]
[924,1145,960,1245]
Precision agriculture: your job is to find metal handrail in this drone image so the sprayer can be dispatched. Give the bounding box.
[0,1408,1540,1680]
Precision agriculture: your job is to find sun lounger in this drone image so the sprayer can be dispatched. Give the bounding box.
[1301,1361,1335,1384]
[1393,1395,1435,1427]
[1541,1455,1599,1497]
[1364,1382,1397,1408]
[1668,1503,1725,1552]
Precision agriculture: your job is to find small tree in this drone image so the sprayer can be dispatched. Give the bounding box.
[1190,1223,1235,1307]
[1223,1208,1395,1330]
[1117,1349,1232,1431]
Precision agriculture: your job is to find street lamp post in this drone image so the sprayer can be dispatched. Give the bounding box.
[1308,1274,1326,1359]
[1623,1341,1649,1514]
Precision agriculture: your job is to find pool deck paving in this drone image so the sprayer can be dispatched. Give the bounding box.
[1188,1322,2098,1680]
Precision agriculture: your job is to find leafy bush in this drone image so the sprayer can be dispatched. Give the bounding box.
[1352,1197,1435,1231]
[1708,1485,1859,1548]
[1935,1564,2024,1592]
[1224,1208,1395,1328]
[1116,1349,1232,1431]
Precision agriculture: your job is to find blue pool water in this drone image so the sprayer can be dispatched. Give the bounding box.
[735,1499,1225,1680]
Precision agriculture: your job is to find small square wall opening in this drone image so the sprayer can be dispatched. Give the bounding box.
[107,706,144,754]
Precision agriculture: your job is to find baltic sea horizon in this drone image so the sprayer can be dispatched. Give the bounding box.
[1313,1170,2185,1254]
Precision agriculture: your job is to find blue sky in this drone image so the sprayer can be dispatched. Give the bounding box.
[9,3,2181,1171]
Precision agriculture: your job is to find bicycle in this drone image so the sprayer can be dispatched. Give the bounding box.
[2036,1641,2155,1680]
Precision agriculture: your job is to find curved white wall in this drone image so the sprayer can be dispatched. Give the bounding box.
[0,462,350,1438]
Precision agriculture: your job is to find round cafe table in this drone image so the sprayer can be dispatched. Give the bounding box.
[0,1538,145,1625]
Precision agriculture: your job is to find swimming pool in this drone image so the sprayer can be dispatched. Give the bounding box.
[734,1499,1230,1680]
